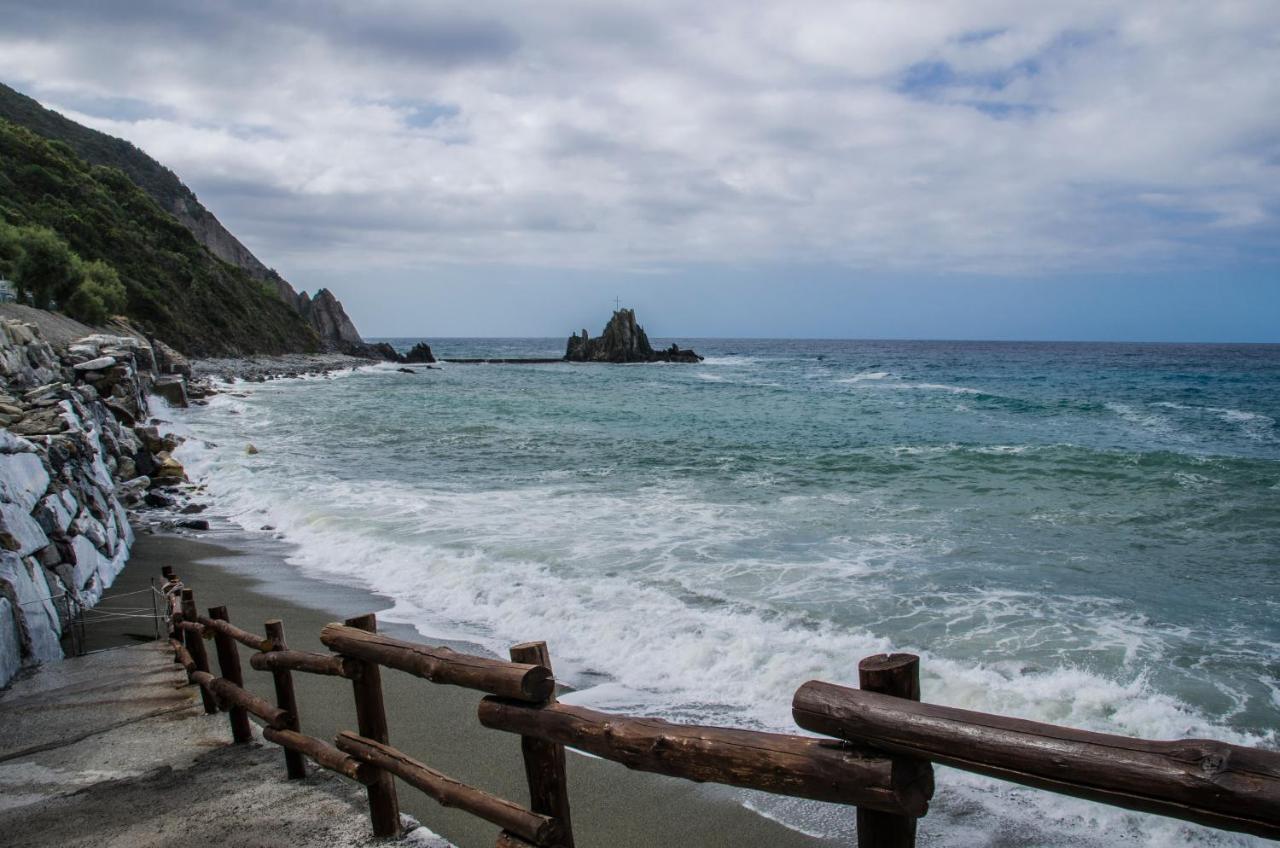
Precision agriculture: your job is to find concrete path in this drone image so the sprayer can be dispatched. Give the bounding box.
[0,642,449,847]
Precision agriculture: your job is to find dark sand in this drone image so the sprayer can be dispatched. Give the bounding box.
[129,528,838,848]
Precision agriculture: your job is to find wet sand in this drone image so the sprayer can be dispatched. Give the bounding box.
[129,528,838,848]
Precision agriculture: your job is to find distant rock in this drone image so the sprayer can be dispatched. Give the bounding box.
[564,309,703,364]
[402,342,436,364]
[300,289,365,351]
[366,342,401,361]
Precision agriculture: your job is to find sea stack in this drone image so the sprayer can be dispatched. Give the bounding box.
[564,309,703,363]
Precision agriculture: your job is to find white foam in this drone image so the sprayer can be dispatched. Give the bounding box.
[836,373,983,395]
[699,356,763,366]
[838,370,893,382]
[1147,402,1275,440]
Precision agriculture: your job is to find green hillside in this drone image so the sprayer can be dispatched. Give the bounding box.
[0,118,317,355]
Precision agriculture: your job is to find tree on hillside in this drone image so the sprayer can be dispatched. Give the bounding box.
[12,224,78,309]
[0,221,126,323]
[0,221,20,279]
[66,258,126,324]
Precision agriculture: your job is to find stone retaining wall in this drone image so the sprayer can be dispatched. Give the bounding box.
[0,318,190,685]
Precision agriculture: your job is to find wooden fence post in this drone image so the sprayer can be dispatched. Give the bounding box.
[180,589,218,715]
[208,605,253,743]
[509,641,574,848]
[264,618,308,779]
[346,613,401,838]
[856,654,924,848]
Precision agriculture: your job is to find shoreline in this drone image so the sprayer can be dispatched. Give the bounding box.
[132,525,834,847]
[192,353,378,383]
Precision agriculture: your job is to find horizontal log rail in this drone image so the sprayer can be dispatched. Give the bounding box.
[263,727,373,784]
[793,681,1280,840]
[175,619,206,636]
[195,615,272,651]
[336,731,562,846]
[320,623,554,702]
[478,697,930,815]
[189,670,292,730]
[251,649,359,679]
[168,638,196,675]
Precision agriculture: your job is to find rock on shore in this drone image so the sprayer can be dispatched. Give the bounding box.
[564,309,703,363]
[0,318,188,686]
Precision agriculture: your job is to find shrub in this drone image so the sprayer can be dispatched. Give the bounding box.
[64,258,126,324]
[12,223,78,308]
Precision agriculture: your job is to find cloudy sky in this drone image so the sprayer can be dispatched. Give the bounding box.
[1,1,1277,340]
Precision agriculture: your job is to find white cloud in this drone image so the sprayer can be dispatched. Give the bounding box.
[0,0,1275,279]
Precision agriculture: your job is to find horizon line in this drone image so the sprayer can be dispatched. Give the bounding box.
[364,335,1280,346]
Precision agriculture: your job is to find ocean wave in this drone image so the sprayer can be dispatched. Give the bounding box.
[836,373,984,395]
[1150,401,1276,441]
[836,370,893,382]
[167,370,1277,847]
[699,355,763,366]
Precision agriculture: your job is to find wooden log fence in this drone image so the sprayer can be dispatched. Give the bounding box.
[336,731,563,846]
[196,614,273,652]
[477,698,928,815]
[156,569,1280,846]
[792,680,1280,841]
[250,648,358,678]
[509,642,574,848]
[344,613,402,838]
[320,623,554,701]
[262,619,307,779]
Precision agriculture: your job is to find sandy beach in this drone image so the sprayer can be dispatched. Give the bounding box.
[126,527,836,848]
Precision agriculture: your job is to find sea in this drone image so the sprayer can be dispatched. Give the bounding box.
[170,338,1280,846]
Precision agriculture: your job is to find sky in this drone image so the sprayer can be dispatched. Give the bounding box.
[0,1,1277,341]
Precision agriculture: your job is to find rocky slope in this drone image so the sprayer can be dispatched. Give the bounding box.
[0,316,198,686]
[565,309,702,363]
[0,82,389,358]
[0,119,318,356]
[0,82,279,288]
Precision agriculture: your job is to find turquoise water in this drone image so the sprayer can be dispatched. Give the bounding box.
[174,339,1280,846]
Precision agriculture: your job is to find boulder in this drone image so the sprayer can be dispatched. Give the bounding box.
[0,450,50,510]
[33,494,74,535]
[152,455,186,483]
[0,552,63,664]
[72,356,117,372]
[153,375,189,408]
[151,338,191,377]
[0,502,49,556]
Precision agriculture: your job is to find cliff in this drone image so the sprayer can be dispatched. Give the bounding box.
[0,82,381,358]
[0,118,318,356]
[0,83,311,303]
[565,309,702,363]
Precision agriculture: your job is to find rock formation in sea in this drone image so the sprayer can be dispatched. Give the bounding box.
[564,309,703,363]
[0,316,201,685]
[402,342,436,364]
